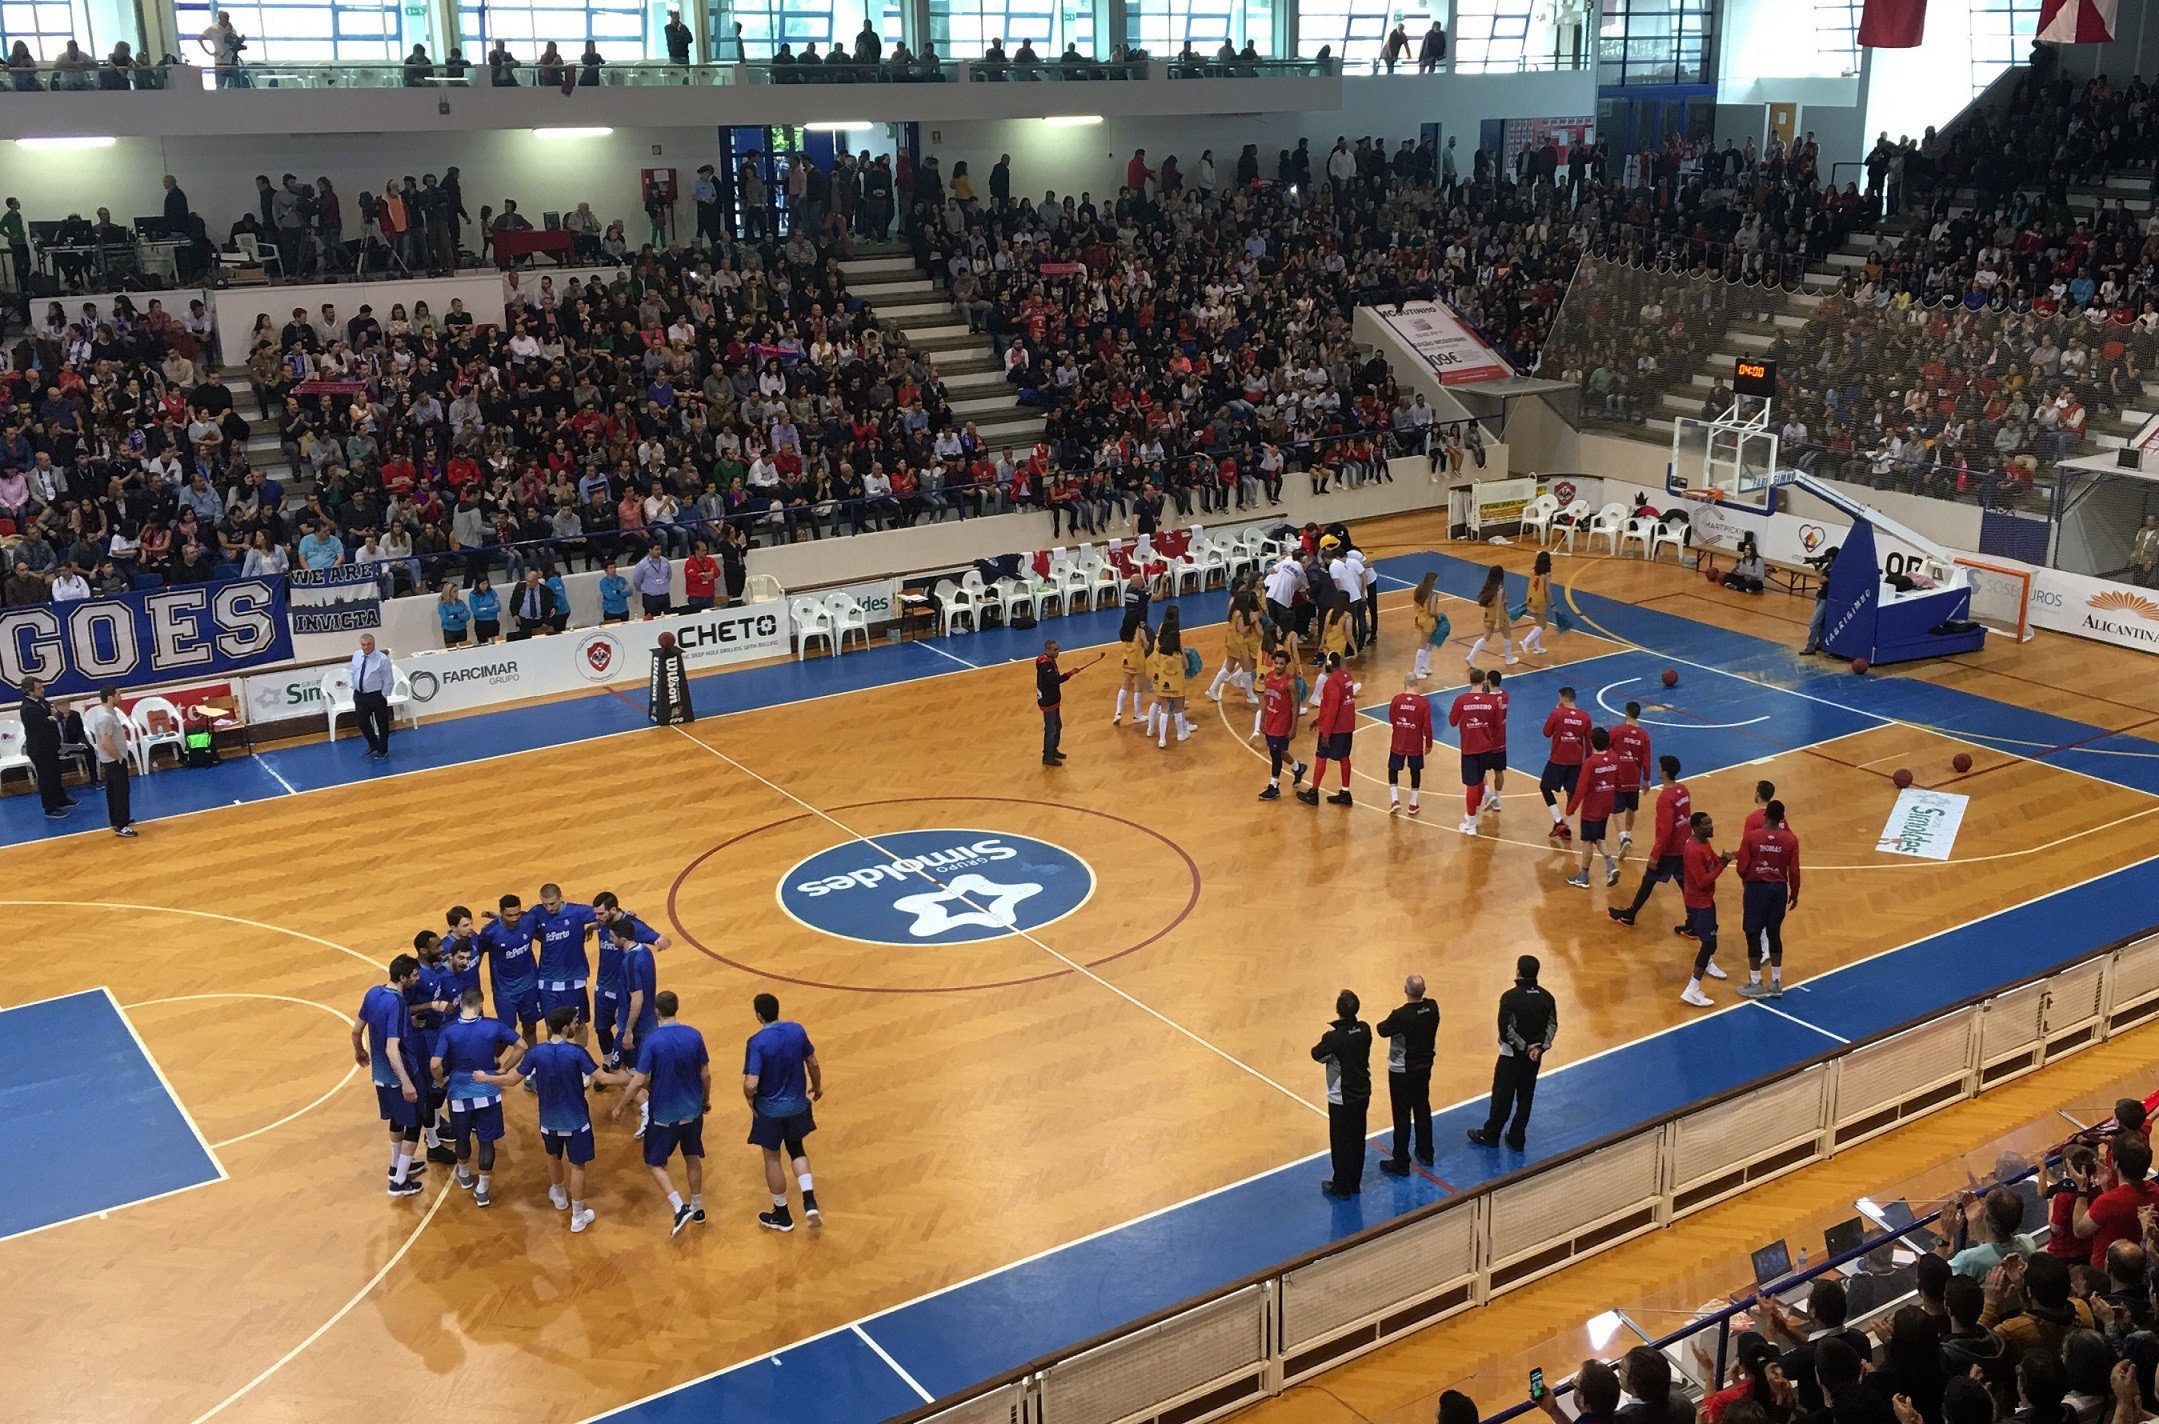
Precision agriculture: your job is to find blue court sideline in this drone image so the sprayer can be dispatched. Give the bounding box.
[0,989,224,1241]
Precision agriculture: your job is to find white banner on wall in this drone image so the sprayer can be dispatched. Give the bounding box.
[818,578,901,622]
[1376,301,1512,386]
[2028,566,2159,653]
[243,603,791,725]
[1877,787,1970,861]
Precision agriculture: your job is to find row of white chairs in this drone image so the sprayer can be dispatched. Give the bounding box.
[929,526,1292,637]
[322,668,423,742]
[791,593,875,660]
[0,695,196,788]
[1519,494,1687,562]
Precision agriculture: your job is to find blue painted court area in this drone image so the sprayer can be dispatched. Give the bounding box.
[1376,647,1880,783]
[0,989,223,1240]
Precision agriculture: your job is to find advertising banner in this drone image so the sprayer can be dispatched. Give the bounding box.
[2029,567,2159,653]
[287,565,383,636]
[241,601,792,725]
[0,578,292,706]
[1877,787,1970,861]
[1375,301,1512,386]
[822,579,901,623]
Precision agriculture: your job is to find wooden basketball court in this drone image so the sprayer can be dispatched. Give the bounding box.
[5,509,2157,1424]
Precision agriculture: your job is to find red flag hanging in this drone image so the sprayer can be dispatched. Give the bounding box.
[2036,0,2118,43]
[1858,0,1927,47]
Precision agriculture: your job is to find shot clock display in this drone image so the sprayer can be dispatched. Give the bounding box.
[1734,356,1777,398]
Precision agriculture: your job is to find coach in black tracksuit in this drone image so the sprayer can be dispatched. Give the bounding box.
[1376,976,1440,1174]
[1467,955,1557,1152]
[1312,989,1373,1199]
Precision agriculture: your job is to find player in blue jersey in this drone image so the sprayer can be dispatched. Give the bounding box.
[351,954,427,1198]
[614,990,711,1237]
[473,896,541,1044]
[744,992,825,1232]
[592,890,670,1073]
[528,882,598,1025]
[483,1006,626,1232]
[432,987,524,1207]
[405,931,457,1163]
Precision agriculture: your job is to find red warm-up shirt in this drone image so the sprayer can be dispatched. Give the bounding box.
[1652,782,1694,858]
[1608,721,1652,791]
[1568,750,1622,820]
[1682,838,1727,909]
[1316,671,1358,736]
[1388,692,1433,756]
[1542,705,1592,766]
[1449,691,1499,755]
[683,554,719,600]
[1261,674,1298,739]
[1736,824,1802,895]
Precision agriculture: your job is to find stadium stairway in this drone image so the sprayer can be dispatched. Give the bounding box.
[840,242,1050,458]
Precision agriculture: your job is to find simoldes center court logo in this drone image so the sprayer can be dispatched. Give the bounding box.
[777,829,1095,946]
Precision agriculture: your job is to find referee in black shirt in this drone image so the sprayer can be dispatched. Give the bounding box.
[1376,975,1439,1175]
[1311,989,1373,1199]
[1467,955,1557,1152]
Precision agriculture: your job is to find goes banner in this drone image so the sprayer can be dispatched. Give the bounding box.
[0,578,293,705]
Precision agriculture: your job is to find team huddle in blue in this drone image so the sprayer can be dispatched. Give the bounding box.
[349,883,825,1238]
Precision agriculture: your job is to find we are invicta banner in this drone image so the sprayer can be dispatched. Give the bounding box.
[0,578,295,706]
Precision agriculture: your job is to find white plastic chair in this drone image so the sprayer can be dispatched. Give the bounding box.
[1519,494,1561,545]
[824,592,871,653]
[932,578,978,635]
[1586,502,1628,555]
[129,695,187,772]
[996,576,1038,626]
[1619,515,1658,559]
[1054,559,1091,614]
[1187,531,1228,589]
[1550,499,1593,552]
[746,572,786,603]
[387,667,421,729]
[0,714,32,790]
[1220,530,1259,583]
[1089,545,1124,608]
[1649,518,1688,563]
[792,597,836,658]
[321,669,357,742]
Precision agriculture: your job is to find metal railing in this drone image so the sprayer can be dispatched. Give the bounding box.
[885,924,2159,1424]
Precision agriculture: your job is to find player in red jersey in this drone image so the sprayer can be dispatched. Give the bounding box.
[1610,755,1713,963]
[1482,671,1510,814]
[1565,727,1624,889]
[1298,652,1359,807]
[1741,779,1781,835]
[1679,812,1734,1007]
[1734,800,1801,998]
[1256,650,1309,802]
[1386,674,1434,815]
[1538,686,1592,843]
[1605,702,1652,854]
[1448,668,1499,832]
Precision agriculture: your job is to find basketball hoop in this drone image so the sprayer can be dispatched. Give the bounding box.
[1675,485,1724,504]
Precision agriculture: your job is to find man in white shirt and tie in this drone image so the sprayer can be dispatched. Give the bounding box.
[349,634,395,759]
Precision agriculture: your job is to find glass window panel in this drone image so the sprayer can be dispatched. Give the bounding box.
[172,0,402,62]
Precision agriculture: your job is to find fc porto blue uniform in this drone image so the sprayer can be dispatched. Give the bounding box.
[595,913,661,1064]
[437,1014,519,1144]
[402,961,450,1119]
[637,1021,709,1168]
[521,1039,601,1164]
[530,901,598,1020]
[477,911,540,1033]
[359,984,420,1131]
[617,942,660,1054]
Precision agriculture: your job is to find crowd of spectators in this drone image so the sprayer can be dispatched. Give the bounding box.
[1447,1099,2159,1424]
[1543,67,2159,508]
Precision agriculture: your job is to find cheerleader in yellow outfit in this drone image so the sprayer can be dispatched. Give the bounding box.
[1410,572,1453,681]
[1113,606,1152,726]
[1522,551,1554,655]
[1149,606,1191,746]
[1209,588,1263,704]
[1465,564,1518,667]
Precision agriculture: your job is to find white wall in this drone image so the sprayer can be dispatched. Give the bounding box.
[4,125,896,258]
[916,70,1594,200]
[1864,1,1975,147]
[6,68,1590,248]
[213,272,515,344]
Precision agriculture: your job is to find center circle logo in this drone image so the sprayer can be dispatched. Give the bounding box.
[777,828,1095,946]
